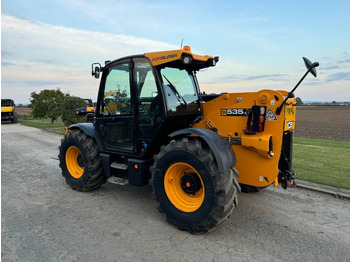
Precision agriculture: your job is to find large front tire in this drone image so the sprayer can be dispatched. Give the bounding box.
[151,137,239,234]
[59,130,106,191]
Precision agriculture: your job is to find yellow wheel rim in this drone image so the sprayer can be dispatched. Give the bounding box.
[164,162,205,212]
[65,146,84,179]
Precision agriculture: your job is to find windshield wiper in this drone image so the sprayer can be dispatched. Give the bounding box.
[163,74,187,106]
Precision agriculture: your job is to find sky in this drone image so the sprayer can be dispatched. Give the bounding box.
[1,0,350,104]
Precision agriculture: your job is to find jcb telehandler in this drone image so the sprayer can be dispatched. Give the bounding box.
[84,98,95,113]
[59,46,318,233]
[1,99,17,123]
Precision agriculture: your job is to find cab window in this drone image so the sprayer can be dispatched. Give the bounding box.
[102,63,131,116]
[160,67,199,115]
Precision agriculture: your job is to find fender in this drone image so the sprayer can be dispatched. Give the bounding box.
[68,123,96,139]
[169,128,236,175]
[68,122,106,151]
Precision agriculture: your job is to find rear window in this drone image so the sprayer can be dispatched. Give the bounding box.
[1,100,14,106]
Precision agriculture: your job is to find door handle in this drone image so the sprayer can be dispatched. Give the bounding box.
[100,124,106,137]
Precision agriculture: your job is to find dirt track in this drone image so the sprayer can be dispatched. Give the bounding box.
[294,105,350,141]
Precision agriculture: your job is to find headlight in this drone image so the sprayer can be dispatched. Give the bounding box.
[182,56,192,64]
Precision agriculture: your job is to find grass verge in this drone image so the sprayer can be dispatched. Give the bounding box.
[293,137,350,190]
[18,119,66,134]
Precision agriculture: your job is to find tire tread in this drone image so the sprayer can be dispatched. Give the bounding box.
[58,130,106,191]
[151,137,240,234]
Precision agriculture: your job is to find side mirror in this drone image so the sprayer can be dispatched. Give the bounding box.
[91,63,102,79]
[75,107,87,116]
[303,57,319,77]
[276,57,319,115]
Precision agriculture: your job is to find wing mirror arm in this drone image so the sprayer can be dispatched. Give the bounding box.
[276,58,319,115]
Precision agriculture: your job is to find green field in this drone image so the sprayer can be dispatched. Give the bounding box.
[293,138,350,189]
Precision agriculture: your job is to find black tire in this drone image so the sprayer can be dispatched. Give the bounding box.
[58,129,106,191]
[151,137,240,234]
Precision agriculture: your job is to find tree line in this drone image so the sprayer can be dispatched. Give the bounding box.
[29,89,90,126]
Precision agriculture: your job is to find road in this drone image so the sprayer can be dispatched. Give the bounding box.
[1,123,350,262]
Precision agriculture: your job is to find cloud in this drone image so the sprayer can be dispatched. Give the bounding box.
[2,15,177,63]
[1,50,12,57]
[2,79,70,87]
[1,15,177,103]
[31,59,61,65]
[2,13,350,103]
[325,72,350,82]
[1,61,15,67]
[321,65,340,71]
[244,74,286,81]
[199,75,241,86]
[339,58,350,64]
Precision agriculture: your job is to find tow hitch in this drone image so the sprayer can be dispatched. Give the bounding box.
[279,169,296,189]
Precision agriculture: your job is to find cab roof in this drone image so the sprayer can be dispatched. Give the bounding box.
[145,46,218,70]
[106,46,218,71]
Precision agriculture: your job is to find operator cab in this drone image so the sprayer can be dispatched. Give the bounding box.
[93,47,218,158]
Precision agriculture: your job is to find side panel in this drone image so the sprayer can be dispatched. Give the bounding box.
[128,158,153,186]
[193,90,296,187]
[1,106,15,113]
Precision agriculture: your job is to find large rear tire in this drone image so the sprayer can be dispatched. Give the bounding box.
[151,137,239,234]
[59,130,106,191]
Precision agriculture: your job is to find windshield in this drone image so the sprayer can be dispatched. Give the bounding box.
[1,99,14,107]
[160,67,199,115]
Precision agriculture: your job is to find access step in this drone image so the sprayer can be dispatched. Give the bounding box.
[110,162,128,170]
[107,176,129,186]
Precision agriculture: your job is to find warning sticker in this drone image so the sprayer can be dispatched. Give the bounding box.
[265,108,277,121]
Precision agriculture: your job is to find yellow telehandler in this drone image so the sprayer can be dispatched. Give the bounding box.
[59,46,318,233]
[1,99,17,123]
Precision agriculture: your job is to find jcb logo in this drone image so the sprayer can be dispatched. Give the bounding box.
[287,108,295,115]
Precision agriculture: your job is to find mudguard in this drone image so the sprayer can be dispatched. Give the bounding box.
[169,128,236,175]
[68,123,96,139]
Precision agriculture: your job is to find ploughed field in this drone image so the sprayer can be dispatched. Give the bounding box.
[294,105,350,142]
[14,107,32,119]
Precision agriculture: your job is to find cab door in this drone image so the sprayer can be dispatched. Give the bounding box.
[95,60,135,154]
[133,58,163,152]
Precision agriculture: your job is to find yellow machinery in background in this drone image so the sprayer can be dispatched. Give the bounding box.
[1,99,17,123]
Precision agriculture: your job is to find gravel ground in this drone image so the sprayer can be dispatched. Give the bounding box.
[1,123,350,262]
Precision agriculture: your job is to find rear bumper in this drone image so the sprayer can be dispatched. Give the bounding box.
[1,114,15,121]
[1,111,17,123]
